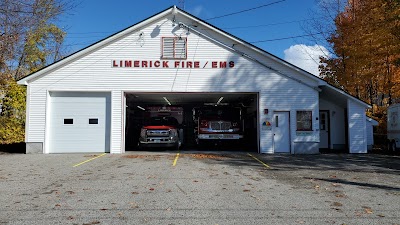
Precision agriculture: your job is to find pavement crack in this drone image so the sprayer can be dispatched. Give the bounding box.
[175,184,187,195]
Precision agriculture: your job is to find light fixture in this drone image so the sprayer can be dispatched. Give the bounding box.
[137,106,145,111]
[216,96,224,105]
[163,97,171,105]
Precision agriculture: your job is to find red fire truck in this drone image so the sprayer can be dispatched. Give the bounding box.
[193,106,243,145]
[138,106,183,149]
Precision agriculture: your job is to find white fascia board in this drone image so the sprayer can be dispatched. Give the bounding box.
[326,85,371,108]
[17,7,175,85]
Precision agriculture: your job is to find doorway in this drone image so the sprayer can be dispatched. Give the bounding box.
[319,111,330,149]
[273,111,290,153]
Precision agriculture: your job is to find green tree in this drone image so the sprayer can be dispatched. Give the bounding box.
[0,0,74,144]
[0,79,26,144]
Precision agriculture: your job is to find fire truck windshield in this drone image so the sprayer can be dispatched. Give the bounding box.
[145,116,179,126]
[200,107,240,120]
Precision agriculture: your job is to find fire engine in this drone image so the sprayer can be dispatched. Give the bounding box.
[138,106,183,149]
[193,105,243,145]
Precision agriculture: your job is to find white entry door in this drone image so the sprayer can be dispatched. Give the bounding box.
[319,111,329,148]
[273,112,290,153]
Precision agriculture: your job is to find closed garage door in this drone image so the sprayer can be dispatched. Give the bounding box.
[48,92,111,153]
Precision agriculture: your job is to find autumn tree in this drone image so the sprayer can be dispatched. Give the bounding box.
[314,0,400,133]
[0,0,74,144]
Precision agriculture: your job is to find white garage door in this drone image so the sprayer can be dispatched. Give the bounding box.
[48,92,111,153]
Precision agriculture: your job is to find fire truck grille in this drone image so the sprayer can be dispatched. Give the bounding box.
[147,130,170,136]
[210,122,231,130]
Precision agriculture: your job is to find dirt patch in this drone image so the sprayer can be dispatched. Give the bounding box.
[122,155,162,159]
[186,153,233,160]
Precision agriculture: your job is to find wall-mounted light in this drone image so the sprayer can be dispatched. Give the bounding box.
[216,96,224,105]
[137,106,145,111]
[163,97,171,105]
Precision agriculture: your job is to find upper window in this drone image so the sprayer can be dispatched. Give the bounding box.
[296,111,312,131]
[162,37,187,59]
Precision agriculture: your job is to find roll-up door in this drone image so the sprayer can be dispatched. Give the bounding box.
[48,92,111,153]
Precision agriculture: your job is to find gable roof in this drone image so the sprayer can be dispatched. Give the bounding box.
[17,6,370,108]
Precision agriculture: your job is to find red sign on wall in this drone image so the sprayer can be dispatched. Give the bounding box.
[111,60,235,69]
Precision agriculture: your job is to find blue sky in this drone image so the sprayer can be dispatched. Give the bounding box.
[60,0,330,75]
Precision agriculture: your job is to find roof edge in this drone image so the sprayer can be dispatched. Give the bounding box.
[324,84,371,108]
[17,6,176,84]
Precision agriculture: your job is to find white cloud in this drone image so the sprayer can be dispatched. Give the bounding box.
[283,44,330,76]
[189,5,203,17]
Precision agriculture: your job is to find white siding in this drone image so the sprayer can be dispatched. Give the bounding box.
[347,99,367,153]
[25,15,320,154]
[366,120,374,148]
[111,91,123,154]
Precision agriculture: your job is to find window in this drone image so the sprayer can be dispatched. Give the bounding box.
[64,119,73,124]
[162,37,187,59]
[320,113,326,130]
[89,118,98,124]
[296,111,312,131]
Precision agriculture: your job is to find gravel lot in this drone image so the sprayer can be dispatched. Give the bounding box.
[0,151,399,225]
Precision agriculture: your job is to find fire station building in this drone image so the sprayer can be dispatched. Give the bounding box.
[17,6,370,154]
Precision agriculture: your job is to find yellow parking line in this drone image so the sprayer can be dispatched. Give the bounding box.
[73,153,107,167]
[172,152,180,166]
[247,153,270,168]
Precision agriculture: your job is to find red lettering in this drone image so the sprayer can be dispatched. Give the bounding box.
[119,60,123,67]
[219,62,227,68]
[175,61,180,68]
[134,61,140,67]
[187,61,192,68]
[113,60,118,67]
[229,61,235,68]
[149,61,152,67]
[194,61,200,68]
[163,61,169,68]
[212,61,218,68]
[142,61,148,67]
[154,61,160,67]
[181,61,185,68]
[125,60,132,67]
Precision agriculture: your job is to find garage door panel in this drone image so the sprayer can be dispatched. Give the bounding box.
[48,92,110,153]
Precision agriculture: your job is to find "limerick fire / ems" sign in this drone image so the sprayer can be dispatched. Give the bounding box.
[111,60,235,69]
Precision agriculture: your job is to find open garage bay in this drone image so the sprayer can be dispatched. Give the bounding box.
[124,93,259,152]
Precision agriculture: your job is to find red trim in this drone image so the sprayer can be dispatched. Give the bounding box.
[143,125,176,129]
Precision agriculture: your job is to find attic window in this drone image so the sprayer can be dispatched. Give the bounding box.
[162,37,187,59]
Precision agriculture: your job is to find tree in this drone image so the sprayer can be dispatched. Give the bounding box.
[311,0,400,133]
[0,0,74,144]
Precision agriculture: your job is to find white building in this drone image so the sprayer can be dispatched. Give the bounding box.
[17,6,370,154]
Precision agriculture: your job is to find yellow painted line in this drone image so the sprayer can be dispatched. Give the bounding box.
[73,153,107,167]
[247,153,270,168]
[172,152,180,167]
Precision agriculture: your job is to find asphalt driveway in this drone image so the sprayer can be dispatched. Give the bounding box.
[0,152,399,225]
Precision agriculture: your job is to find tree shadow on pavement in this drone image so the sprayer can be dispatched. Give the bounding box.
[305,177,400,191]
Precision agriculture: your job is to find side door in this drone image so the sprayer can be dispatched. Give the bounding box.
[273,111,290,153]
[319,111,329,149]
